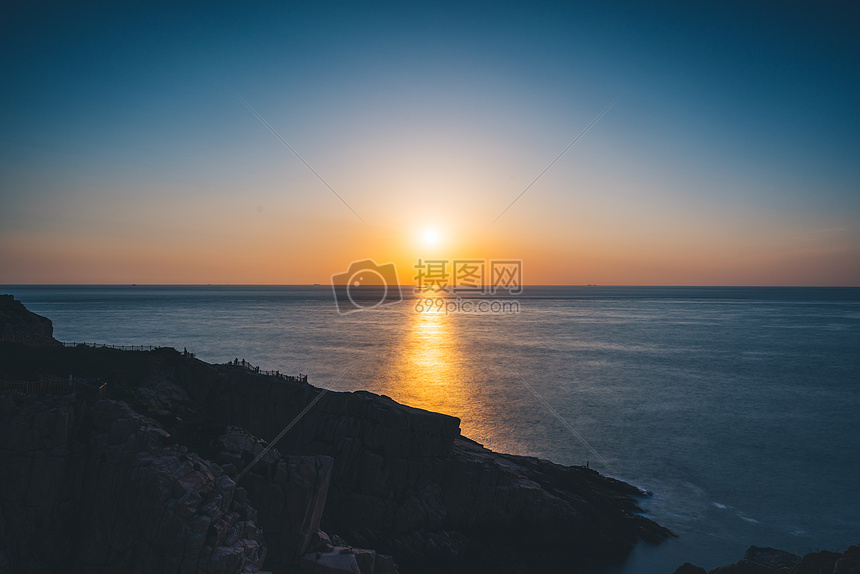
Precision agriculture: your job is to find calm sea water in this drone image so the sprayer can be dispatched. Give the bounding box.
[3,285,859,572]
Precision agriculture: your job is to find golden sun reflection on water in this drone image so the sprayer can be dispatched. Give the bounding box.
[384,307,473,419]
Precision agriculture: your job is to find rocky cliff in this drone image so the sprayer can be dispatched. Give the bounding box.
[0,395,266,573]
[180,365,673,573]
[0,295,59,346]
[0,295,672,573]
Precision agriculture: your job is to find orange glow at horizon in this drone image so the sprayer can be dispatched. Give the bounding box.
[1,197,858,286]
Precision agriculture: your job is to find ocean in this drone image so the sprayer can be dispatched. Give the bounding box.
[3,284,859,572]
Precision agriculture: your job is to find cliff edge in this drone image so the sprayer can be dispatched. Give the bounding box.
[0,294,59,346]
[0,296,672,573]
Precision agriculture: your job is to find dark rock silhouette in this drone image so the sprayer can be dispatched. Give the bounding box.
[214,426,399,574]
[176,356,674,573]
[0,396,265,573]
[674,563,707,574]
[673,544,860,574]
[0,294,59,346]
[708,546,799,574]
[0,296,671,573]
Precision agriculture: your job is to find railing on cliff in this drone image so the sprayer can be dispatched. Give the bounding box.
[0,333,163,351]
[0,377,107,399]
[62,342,163,352]
[1,334,308,384]
[227,358,308,384]
[0,333,63,346]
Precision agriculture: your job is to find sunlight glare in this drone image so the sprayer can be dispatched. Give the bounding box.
[423,229,440,245]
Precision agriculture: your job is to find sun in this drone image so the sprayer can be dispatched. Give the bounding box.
[423,229,440,245]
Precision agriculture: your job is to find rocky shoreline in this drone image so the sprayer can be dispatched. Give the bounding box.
[0,295,666,572]
[674,544,860,574]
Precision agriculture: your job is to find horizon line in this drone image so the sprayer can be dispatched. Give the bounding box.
[2,283,859,289]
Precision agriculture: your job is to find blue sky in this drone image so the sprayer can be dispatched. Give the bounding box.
[1,1,858,284]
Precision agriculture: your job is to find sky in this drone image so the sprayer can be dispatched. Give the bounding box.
[1,1,858,285]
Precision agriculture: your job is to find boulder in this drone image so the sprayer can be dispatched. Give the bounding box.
[790,550,841,574]
[674,563,707,574]
[833,545,860,574]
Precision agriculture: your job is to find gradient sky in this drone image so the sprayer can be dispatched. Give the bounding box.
[2,1,858,285]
